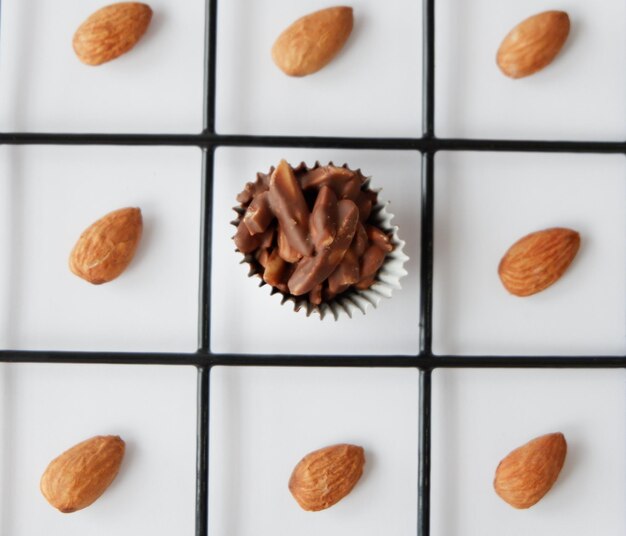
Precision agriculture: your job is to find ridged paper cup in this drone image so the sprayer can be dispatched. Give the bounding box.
[232,162,409,320]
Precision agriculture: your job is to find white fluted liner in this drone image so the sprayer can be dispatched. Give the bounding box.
[235,169,409,320]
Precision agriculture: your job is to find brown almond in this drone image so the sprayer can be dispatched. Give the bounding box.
[272,6,354,77]
[73,2,153,66]
[498,227,580,297]
[41,435,125,513]
[494,432,567,509]
[289,443,365,511]
[497,10,570,79]
[69,207,143,284]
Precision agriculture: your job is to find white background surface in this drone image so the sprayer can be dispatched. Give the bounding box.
[0,145,202,352]
[431,369,626,536]
[209,367,419,536]
[433,151,626,356]
[435,0,626,140]
[210,147,421,355]
[0,0,625,534]
[215,0,422,137]
[0,363,197,536]
[0,0,206,133]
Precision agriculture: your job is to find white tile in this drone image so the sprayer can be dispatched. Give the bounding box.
[210,147,421,355]
[215,0,422,137]
[436,0,626,140]
[431,369,626,536]
[0,0,205,133]
[433,151,626,356]
[209,366,419,536]
[0,363,197,536]
[0,145,202,352]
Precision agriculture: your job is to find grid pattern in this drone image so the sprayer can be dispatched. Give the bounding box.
[1,0,626,535]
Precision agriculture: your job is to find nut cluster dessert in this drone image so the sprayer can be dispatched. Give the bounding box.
[233,160,394,306]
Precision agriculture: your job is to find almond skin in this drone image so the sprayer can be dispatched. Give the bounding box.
[69,207,143,284]
[494,432,567,509]
[498,227,580,297]
[288,443,365,511]
[497,11,570,79]
[41,435,125,513]
[272,6,354,77]
[73,2,153,66]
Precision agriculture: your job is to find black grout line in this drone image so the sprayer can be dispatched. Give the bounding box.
[418,158,433,530]
[195,366,210,536]
[2,350,626,367]
[418,369,432,536]
[0,132,625,154]
[420,0,435,531]
[0,350,201,365]
[200,0,216,532]
[204,0,218,134]
[438,137,626,154]
[198,147,215,352]
[422,0,435,137]
[419,152,434,355]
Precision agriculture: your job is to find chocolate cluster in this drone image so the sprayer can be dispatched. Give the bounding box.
[233,160,394,305]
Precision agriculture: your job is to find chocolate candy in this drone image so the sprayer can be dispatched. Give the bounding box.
[243,191,274,235]
[263,248,289,290]
[352,223,368,257]
[288,200,358,295]
[268,160,313,258]
[300,165,355,194]
[278,226,303,263]
[233,220,261,253]
[236,171,270,205]
[328,248,360,295]
[309,283,323,305]
[310,185,338,251]
[233,161,394,304]
[358,244,387,284]
[366,225,394,253]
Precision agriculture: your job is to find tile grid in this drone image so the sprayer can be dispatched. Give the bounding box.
[1,1,626,536]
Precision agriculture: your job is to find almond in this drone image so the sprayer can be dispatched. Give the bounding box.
[498,227,580,297]
[494,432,567,509]
[69,207,143,284]
[73,2,153,66]
[497,11,570,79]
[272,6,354,77]
[41,435,125,513]
[288,443,365,511]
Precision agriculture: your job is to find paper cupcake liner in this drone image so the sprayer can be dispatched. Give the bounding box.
[232,163,409,320]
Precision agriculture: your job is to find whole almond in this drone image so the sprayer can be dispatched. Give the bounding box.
[69,207,143,284]
[272,6,354,77]
[497,11,570,79]
[498,227,580,297]
[41,435,125,513]
[73,2,153,66]
[288,443,365,511]
[494,432,567,509]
